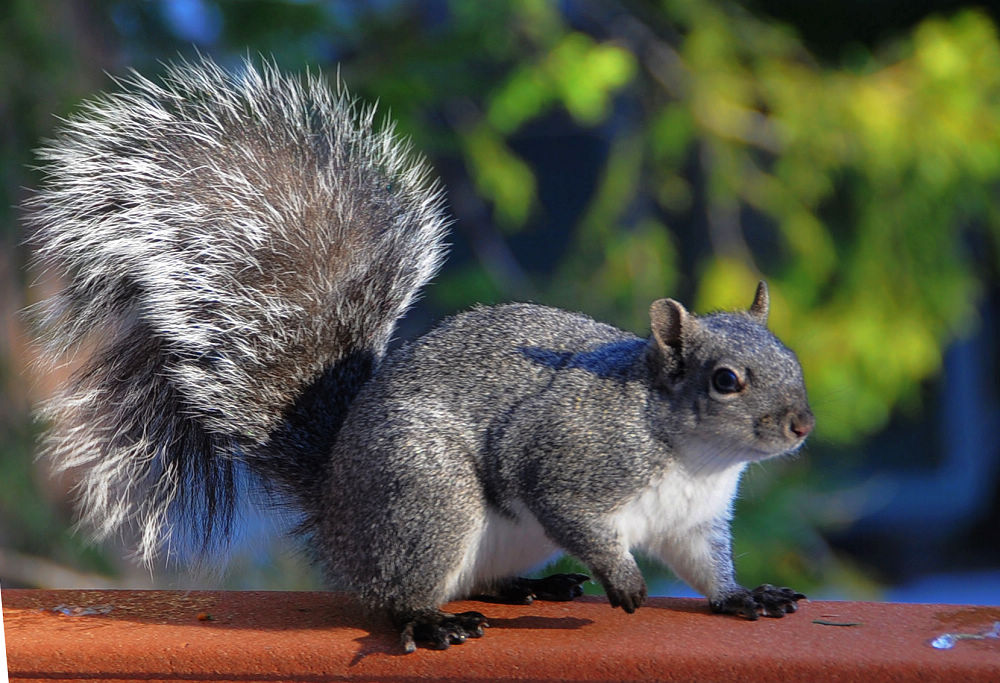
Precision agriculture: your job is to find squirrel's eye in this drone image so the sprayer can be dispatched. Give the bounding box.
[712,368,742,394]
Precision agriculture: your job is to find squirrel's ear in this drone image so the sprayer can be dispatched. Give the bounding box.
[649,298,696,380]
[649,298,690,351]
[748,281,769,324]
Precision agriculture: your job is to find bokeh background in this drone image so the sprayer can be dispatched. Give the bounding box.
[1,0,999,603]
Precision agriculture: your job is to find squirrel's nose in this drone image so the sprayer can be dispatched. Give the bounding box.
[787,410,815,439]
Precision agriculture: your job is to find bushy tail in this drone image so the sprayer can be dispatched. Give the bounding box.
[26,57,449,563]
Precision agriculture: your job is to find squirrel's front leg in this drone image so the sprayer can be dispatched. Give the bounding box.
[532,510,648,613]
[660,517,805,619]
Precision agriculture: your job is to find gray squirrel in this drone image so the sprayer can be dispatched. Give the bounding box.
[27,57,814,652]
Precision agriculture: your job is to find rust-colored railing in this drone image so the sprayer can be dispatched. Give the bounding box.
[4,589,999,681]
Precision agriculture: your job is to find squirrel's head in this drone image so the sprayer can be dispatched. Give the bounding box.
[646,281,814,462]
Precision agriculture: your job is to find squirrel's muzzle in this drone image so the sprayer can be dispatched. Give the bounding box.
[786,409,815,440]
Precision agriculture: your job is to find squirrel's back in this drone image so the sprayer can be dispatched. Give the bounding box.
[27,57,449,562]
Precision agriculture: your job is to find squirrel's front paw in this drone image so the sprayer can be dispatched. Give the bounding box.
[399,610,489,653]
[710,584,806,620]
[598,559,647,613]
[603,573,647,613]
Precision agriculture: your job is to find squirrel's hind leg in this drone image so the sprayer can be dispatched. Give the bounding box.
[473,573,590,604]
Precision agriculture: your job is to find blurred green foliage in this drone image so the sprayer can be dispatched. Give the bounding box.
[1,0,998,596]
[676,5,998,444]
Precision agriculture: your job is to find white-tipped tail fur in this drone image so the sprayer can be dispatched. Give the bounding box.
[27,56,449,564]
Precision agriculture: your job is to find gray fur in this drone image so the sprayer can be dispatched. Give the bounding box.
[28,57,813,645]
[315,301,812,622]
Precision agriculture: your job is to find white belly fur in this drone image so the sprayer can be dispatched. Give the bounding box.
[443,504,559,600]
[441,455,746,602]
[613,459,746,557]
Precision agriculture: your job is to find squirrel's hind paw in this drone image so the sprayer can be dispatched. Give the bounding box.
[399,610,489,653]
[710,584,806,620]
[529,573,590,601]
[475,573,590,604]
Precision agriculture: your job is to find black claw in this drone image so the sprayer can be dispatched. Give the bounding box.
[751,584,806,618]
[398,610,489,653]
[455,611,488,637]
[712,584,805,620]
[606,584,646,613]
[530,573,591,601]
[476,573,590,604]
[401,622,417,654]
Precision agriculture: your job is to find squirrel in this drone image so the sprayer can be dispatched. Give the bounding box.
[26,57,814,652]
